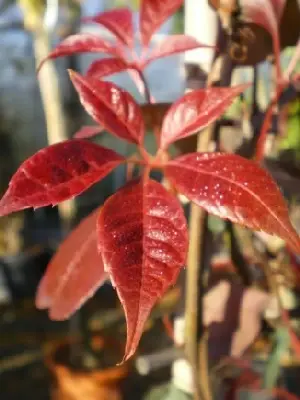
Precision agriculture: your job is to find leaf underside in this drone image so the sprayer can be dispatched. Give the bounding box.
[97,178,188,362]
[36,207,107,320]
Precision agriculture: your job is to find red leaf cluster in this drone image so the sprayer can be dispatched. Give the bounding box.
[1,0,299,364]
[2,63,299,361]
[37,0,213,98]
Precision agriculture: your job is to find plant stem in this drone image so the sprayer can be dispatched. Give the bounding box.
[185,54,233,400]
[137,69,152,104]
[185,125,213,400]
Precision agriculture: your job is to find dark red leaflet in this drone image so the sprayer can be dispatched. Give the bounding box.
[165,152,300,253]
[97,178,188,362]
[0,140,124,216]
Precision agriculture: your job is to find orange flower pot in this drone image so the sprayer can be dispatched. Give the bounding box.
[46,335,130,400]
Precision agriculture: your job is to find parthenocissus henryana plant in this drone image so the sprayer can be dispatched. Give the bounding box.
[1,0,300,363]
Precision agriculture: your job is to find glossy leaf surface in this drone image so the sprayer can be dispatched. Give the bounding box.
[166,153,300,253]
[73,125,103,139]
[0,140,124,216]
[70,71,145,145]
[140,0,183,47]
[37,34,122,72]
[97,178,188,361]
[83,8,134,47]
[36,207,107,320]
[142,35,213,67]
[159,84,249,150]
[87,57,129,79]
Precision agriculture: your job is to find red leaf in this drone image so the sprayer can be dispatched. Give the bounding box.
[69,70,145,145]
[97,178,188,361]
[36,207,107,320]
[140,0,183,47]
[165,153,300,253]
[37,34,122,73]
[142,35,214,68]
[83,8,134,48]
[73,125,103,139]
[159,84,250,150]
[87,58,129,79]
[0,140,124,216]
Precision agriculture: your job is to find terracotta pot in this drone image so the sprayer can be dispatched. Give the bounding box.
[46,336,129,400]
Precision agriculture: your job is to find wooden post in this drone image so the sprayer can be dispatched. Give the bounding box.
[18,0,76,228]
[172,1,219,398]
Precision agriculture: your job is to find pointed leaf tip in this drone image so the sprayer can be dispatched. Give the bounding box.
[97,178,188,361]
[140,0,184,47]
[0,140,123,217]
[166,152,300,254]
